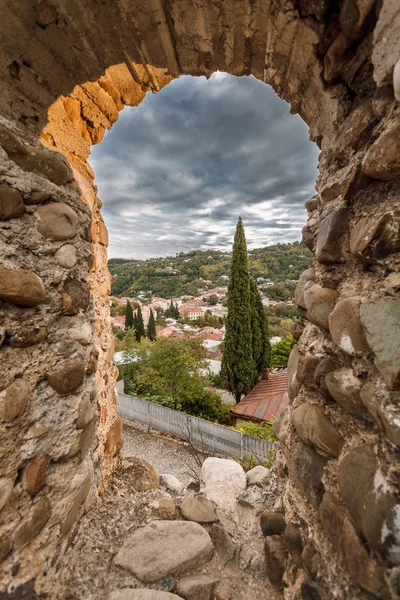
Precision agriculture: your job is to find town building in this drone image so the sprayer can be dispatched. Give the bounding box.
[230,368,288,424]
[179,305,205,321]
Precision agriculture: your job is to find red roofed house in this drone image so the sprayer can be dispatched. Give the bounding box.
[179,305,205,321]
[110,315,126,330]
[230,367,288,424]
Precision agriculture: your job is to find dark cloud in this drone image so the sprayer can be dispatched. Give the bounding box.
[89,73,319,259]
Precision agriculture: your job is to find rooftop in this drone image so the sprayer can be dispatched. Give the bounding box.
[230,369,288,423]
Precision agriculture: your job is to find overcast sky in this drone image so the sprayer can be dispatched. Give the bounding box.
[90,73,319,259]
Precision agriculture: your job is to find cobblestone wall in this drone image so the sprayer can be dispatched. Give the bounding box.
[0,1,399,598]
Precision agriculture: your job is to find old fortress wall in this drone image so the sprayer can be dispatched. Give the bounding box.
[0,1,399,597]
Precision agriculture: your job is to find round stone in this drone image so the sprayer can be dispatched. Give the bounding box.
[48,358,85,396]
[329,297,370,356]
[304,284,338,330]
[0,378,30,421]
[0,266,46,307]
[55,244,77,268]
[0,183,24,220]
[36,202,78,241]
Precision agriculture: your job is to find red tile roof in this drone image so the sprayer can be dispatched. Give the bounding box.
[230,371,289,422]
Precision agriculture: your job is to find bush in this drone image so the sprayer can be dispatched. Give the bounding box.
[232,420,278,442]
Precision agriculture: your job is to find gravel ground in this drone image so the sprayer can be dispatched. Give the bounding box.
[122,421,208,485]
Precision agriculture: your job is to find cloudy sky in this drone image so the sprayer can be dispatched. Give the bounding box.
[90,73,319,259]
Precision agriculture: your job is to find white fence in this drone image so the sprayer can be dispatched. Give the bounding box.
[118,392,278,463]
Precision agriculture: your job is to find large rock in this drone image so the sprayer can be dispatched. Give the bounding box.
[260,511,286,537]
[60,278,90,315]
[304,285,337,330]
[315,210,351,264]
[177,575,219,600]
[13,496,51,549]
[0,266,46,307]
[109,591,184,600]
[0,183,24,220]
[360,297,400,390]
[295,268,315,309]
[325,368,366,417]
[334,100,377,154]
[329,297,370,356]
[287,345,301,401]
[319,491,349,552]
[350,211,400,264]
[286,441,325,507]
[121,457,159,492]
[0,378,29,421]
[296,356,321,386]
[246,465,270,486]
[209,524,237,566]
[340,0,376,39]
[48,359,85,396]
[284,523,303,567]
[291,403,344,457]
[181,494,217,523]
[36,202,78,240]
[114,521,214,582]
[338,444,400,563]
[264,535,288,586]
[360,382,400,446]
[201,458,246,515]
[314,357,338,391]
[362,120,400,180]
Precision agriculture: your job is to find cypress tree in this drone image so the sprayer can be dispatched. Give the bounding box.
[147,308,157,340]
[221,217,257,404]
[125,301,134,329]
[250,278,271,372]
[135,306,146,341]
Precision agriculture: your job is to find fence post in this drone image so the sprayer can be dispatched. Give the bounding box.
[147,401,150,433]
[240,432,244,461]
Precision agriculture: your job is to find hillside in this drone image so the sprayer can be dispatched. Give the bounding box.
[109,241,312,299]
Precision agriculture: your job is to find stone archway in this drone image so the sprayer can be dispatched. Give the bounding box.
[0,1,399,597]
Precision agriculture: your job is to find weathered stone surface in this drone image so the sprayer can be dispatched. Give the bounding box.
[264,535,288,586]
[36,202,78,240]
[0,266,46,307]
[305,196,319,212]
[286,441,325,507]
[22,456,46,496]
[25,191,51,205]
[48,358,85,396]
[78,417,97,457]
[0,183,24,219]
[325,368,366,417]
[260,511,286,537]
[340,0,376,40]
[360,297,400,389]
[329,297,370,356]
[339,444,400,562]
[291,403,344,457]
[177,575,219,600]
[110,591,183,600]
[350,210,400,263]
[315,210,351,264]
[209,524,236,566]
[0,477,14,511]
[13,496,51,549]
[302,226,314,251]
[68,322,92,346]
[0,536,12,562]
[363,120,400,180]
[181,494,217,523]
[114,521,214,582]
[201,457,246,515]
[75,394,93,428]
[5,137,70,185]
[334,100,377,154]
[246,465,270,486]
[121,457,159,492]
[55,244,77,268]
[60,278,90,314]
[287,345,301,401]
[290,321,304,340]
[296,356,321,386]
[105,417,123,456]
[284,523,303,567]
[324,32,352,83]
[295,268,315,309]
[360,382,400,446]
[61,474,91,536]
[319,491,349,551]
[149,497,176,520]
[314,357,338,391]
[9,325,47,348]
[160,473,184,495]
[0,378,29,421]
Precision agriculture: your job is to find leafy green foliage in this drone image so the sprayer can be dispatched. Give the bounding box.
[209,295,218,305]
[125,301,134,329]
[165,300,180,319]
[271,334,296,366]
[134,306,145,341]
[250,278,271,373]
[147,308,156,340]
[233,420,278,442]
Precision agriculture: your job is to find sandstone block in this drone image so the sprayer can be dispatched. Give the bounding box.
[36,202,78,240]
[177,575,219,600]
[340,0,376,39]
[294,268,315,309]
[0,477,14,511]
[329,297,370,356]
[360,297,400,389]
[264,535,288,586]
[246,465,270,486]
[160,473,184,495]
[13,496,51,549]
[303,284,337,330]
[291,403,344,457]
[286,441,325,507]
[315,210,351,264]
[0,266,46,307]
[114,521,214,582]
[314,357,338,391]
[296,356,321,386]
[287,345,301,401]
[0,183,24,220]
[22,456,46,496]
[284,523,303,567]
[363,120,400,180]
[334,99,377,154]
[260,511,286,537]
[48,358,85,396]
[0,536,11,562]
[110,591,183,600]
[0,378,30,421]
[60,278,90,314]
[350,210,400,263]
[325,367,366,417]
[181,494,217,523]
[360,382,400,446]
[305,196,319,212]
[105,418,123,457]
[149,497,176,520]
[201,457,246,516]
[55,244,77,268]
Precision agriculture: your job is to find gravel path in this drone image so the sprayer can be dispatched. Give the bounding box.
[122,422,207,485]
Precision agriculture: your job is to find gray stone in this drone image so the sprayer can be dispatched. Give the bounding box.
[302,226,314,251]
[350,211,400,264]
[0,266,46,307]
[340,0,376,39]
[304,285,338,330]
[209,524,237,566]
[360,382,400,446]
[286,441,325,508]
[160,473,184,495]
[287,345,301,401]
[296,356,321,386]
[13,496,51,549]
[246,465,270,486]
[260,511,286,537]
[25,191,51,205]
[264,535,288,586]
[314,357,338,391]
[0,378,29,421]
[291,403,344,457]
[0,183,24,220]
[177,575,220,600]
[68,322,92,345]
[149,498,176,520]
[290,321,304,340]
[0,477,14,511]
[201,457,246,516]
[60,278,90,315]
[75,394,93,428]
[329,297,370,356]
[48,358,85,396]
[284,523,303,567]
[360,297,400,390]
[325,367,366,417]
[36,202,78,240]
[181,494,217,523]
[315,210,351,265]
[9,326,47,348]
[114,521,214,583]
[338,444,400,563]
[109,590,184,600]
[363,120,400,180]
[319,491,349,552]
[55,244,77,268]
[295,268,315,309]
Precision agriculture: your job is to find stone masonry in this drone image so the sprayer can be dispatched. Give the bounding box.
[0,1,399,598]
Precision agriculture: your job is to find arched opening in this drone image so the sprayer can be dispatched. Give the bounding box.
[0,1,399,597]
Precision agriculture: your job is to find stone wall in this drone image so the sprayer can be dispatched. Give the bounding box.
[0,0,399,598]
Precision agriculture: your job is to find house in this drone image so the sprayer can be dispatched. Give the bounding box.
[110,315,126,330]
[151,297,169,310]
[230,368,288,424]
[179,305,205,320]
[202,338,222,359]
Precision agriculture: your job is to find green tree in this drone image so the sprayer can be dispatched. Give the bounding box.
[125,301,134,329]
[271,334,296,367]
[147,308,157,341]
[221,217,257,404]
[209,295,218,305]
[250,278,271,372]
[134,306,146,341]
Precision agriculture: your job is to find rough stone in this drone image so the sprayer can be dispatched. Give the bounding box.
[149,497,176,520]
[201,457,246,515]
[260,511,286,537]
[209,524,237,566]
[13,496,51,549]
[60,278,90,314]
[61,475,91,536]
[109,591,183,600]
[287,345,301,401]
[160,474,184,495]
[9,326,47,348]
[0,183,24,220]
[36,202,78,240]
[121,457,160,492]
[55,244,77,268]
[340,0,376,40]
[176,575,219,600]
[296,356,321,387]
[295,268,315,309]
[315,210,351,265]
[264,535,288,586]
[360,297,400,389]
[363,120,400,180]
[302,226,314,251]
[114,521,214,583]
[284,523,303,567]
[75,394,93,428]
[304,285,338,330]
[325,368,366,417]
[48,359,85,396]
[181,494,217,523]
[350,210,400,263]
[360,381,400,446]
[339,444,400,562]
[0,477,14,512]
[0,266,46,307]
[68,322,92,346]
[0,536,12,562]
[78,417,97,457]
[305,196,319,212]
[319,491,349,551]
[104,418,124,456]
[291,403,344,457]
[290,321,304,340]
[286,441,325,507]
[314,357,338,391]
[0,378,30,421]
[25,191,51,205]
[329,297,370,356]
[22,456,46,496]
[246,465,270,487]
[334,100,377,154]
[324,32,352,83]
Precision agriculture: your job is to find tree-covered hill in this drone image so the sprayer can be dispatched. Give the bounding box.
[109,241,312,298]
